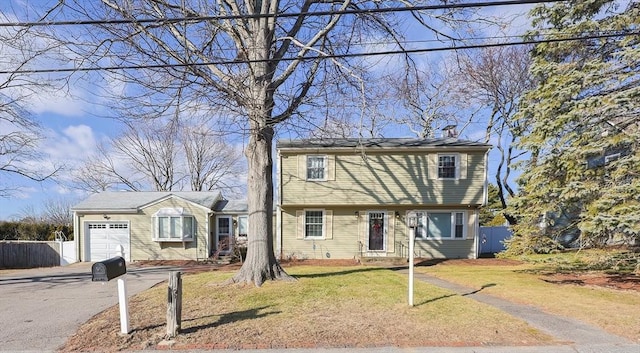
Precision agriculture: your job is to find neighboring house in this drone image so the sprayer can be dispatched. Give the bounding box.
[71,191,248,262]
[276,138,492,260]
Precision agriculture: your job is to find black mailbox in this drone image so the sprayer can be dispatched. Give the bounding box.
[92,256,126,282]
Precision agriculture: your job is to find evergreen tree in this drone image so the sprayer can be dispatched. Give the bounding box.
[480,184,508,226]
[509,0,640,252]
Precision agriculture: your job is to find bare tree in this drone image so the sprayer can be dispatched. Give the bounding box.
[71,141,145,192]
[42,198,74,226]
[0,23,62,197]
[181,118,245,192]
[71,117,245,193]
[454,45,534,224]
[32,0,488,286]
[114,120,181,191]
[384,67,468,138]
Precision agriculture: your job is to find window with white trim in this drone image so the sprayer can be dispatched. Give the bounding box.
[415,211,466,239]
[306,155,326,180]
[152,208,195,241]
[304,210,324,238]
[438,154,459,179]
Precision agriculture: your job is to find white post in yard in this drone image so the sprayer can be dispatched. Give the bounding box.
[118,275,130,334]
[116,244,130,334]
[407,213,417,307]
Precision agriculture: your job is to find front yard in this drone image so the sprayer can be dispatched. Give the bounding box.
[416,251,640,341]
[60,251,639,351]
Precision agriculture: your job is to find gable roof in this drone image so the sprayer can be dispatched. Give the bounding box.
[72,191,222,213]
[277,138,492,151]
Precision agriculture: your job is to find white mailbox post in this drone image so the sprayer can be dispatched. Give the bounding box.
[91,247,130,335]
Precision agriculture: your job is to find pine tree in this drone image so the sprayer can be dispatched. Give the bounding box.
[509,0,640,253]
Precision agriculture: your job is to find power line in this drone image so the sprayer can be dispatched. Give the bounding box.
[0,32,560,60]
[0,0,564,27]
[1,30,635,75]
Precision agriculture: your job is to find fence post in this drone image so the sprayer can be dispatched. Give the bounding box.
[166,271,182,338]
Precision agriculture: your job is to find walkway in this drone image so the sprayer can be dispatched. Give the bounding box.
[396,268,639,352]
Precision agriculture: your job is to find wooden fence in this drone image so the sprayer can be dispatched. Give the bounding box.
[0,241,63,269]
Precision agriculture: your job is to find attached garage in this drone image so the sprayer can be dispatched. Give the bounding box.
[85,222,131,262]
[72,191,225,262]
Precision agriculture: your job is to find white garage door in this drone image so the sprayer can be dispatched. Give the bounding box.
[86,222,131,262]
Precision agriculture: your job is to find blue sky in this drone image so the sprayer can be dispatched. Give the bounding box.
[0,2,533,221]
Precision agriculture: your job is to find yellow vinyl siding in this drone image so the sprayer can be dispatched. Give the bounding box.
[282,208,361,260]
[78,198,210,261]
[280,207,477,260]
[281,151,486,206]
[134,198,209,261]
[414,239,476,259]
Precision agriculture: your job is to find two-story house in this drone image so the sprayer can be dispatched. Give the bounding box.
[276,138,492,261]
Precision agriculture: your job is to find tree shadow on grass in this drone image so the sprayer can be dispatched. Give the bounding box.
[462,283,496,296]
[293,267,385,278]
[414,283,497,306]
[180,306,281,334]
[414,293,458,306]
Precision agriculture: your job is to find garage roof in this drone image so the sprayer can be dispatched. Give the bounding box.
[72,191,222,213]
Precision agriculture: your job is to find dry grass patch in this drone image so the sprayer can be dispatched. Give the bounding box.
[416,259,640,341]
[61,265,555,351]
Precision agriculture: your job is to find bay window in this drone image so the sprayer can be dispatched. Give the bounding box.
[153,208,195,242]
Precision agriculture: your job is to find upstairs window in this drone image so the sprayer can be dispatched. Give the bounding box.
[306,155,326,180]
[152,208,195,242]
[438,154,459,179]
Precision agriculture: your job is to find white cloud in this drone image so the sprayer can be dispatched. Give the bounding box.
[40,124,98,170]
[30,90,88,116]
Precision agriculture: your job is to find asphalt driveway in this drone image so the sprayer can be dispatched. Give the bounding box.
[0,262,176,352]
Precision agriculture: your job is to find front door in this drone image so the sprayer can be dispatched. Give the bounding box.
[367,212,386,252]
[216,216,233,255]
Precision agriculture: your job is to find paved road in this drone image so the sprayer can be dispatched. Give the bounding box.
[0,263,176,352]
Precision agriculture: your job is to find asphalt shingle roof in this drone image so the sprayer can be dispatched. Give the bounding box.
[213,199,248,213]
[277,138,492,149]
[71,191,222,212]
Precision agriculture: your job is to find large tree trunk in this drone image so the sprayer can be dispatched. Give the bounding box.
[228,7,295,287]
[229,125,294,286]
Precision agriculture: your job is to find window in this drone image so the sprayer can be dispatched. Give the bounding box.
[438,154,458,179]
[307,155,326,180]
[304,210,324,238]
[454,212,464,238]
[427,212,452,238]
[414,211,466,239]
[237,215,248,237]
[153,208,195,241]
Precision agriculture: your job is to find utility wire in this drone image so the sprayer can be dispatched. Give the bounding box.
[0,0,565,27]
[0,30,635,75]
[0,32,566,60]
